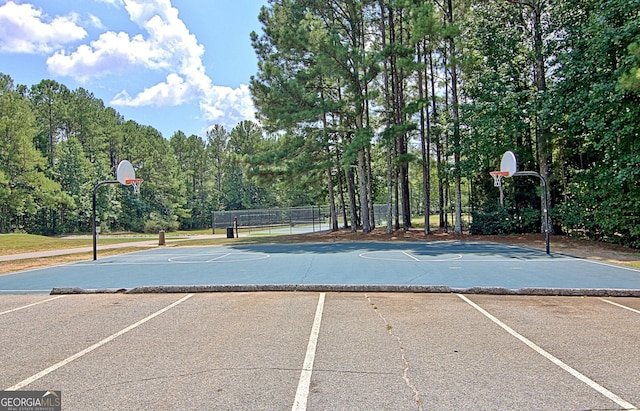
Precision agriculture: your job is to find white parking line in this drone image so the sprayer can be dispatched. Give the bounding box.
[292,292,326,411]
[5,294,194,391]
[458,294,638,410]
[0,296,65,316]
[599,298,640,315]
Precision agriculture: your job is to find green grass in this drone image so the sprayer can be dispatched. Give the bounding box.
[175,228,214,235]
[623,261,640,269]
[0,247,148,275]
[0,233,153,255]
[0,228,289,255]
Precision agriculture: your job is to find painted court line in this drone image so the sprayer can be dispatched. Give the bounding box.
[401,251,420,261]
[206,253,232,262]
[458,294,638,410]
[0,296,65,316]
[359,251,464,262]
[292,292,326,411]
[166,252,232,263]
[5,294,194,391]
[165,252,270,264]
[599,298,640,315]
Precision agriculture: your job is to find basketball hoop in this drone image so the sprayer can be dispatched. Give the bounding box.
[126,178,144,195]
[489,171,509,187]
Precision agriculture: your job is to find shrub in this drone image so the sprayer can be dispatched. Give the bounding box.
[470,204,511,235]
[511,205,540,233]
[470,203,540,235]
[143,213,179,233]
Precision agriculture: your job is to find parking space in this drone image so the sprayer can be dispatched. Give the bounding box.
[2,292,639,410]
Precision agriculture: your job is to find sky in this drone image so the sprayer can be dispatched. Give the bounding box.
[0,0,267,138]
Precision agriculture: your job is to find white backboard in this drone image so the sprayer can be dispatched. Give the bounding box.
[500,151,518,177]
[116,160,135,185]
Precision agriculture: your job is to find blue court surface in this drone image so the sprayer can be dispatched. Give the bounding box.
[1,241,640,294]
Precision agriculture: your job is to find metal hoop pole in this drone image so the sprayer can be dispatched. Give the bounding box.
[92,181,119,260]
[514,171,551,254]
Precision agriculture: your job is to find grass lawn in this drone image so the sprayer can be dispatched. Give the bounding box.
[0,231,276,275]
[175,228,214,235]
[0,247,148,275]
[0,229,278,256]
[0,233,155,255]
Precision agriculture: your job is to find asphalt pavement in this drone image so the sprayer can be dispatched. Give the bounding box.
[1,292,639,410]
[2,237,640,410]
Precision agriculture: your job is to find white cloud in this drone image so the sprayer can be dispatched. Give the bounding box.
[112,72,192,106]
[47,30,170,80]
[4,0,256,131]
[88,14,106,30]
[100,0,255,129]
[95,0,124,6]
[0,1,86,54]
[200,84,255,125]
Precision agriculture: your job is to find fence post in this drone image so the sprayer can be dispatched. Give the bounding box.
[234,216,238,238]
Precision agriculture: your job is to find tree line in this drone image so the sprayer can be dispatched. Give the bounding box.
[250,0,640,247]
[1,0,639,248]
[0,74,286,234]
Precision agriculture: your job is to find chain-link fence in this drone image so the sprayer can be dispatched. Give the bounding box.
[212,204,396,235]
[212,205,474,236]
[212,206,330,235]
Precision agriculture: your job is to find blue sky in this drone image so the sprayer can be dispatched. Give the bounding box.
[0,0,267,138]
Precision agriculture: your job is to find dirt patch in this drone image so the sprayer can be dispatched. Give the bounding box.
[282,228,640,266]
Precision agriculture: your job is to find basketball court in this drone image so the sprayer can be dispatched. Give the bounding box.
[3,150,628,296]
[1,240,639,295]
[2,154,640,410]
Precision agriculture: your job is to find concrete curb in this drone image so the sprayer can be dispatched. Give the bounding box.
[50,285,640,297]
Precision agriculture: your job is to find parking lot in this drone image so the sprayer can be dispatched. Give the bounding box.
[2,292,639,410]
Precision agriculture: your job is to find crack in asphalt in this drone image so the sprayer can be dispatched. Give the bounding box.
[81,365,399,395]
[299,255,314,284]
[366,293,424,411]
[79,366,299,392]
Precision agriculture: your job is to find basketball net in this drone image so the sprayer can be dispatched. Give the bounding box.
[126,179,144,195]
[490,171,508,207]
[489,171,508,187]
